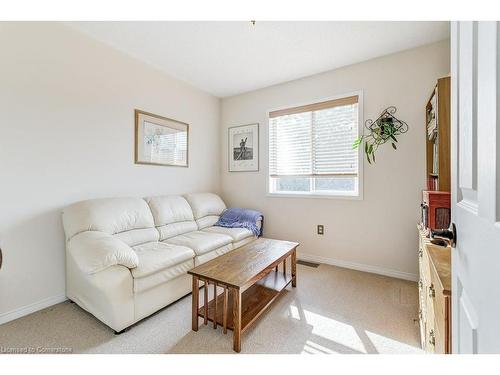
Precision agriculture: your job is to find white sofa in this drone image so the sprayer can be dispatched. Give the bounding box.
[62,193,258,333]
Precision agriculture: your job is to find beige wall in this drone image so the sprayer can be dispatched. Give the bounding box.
[0,23,449,323]
[220,40,450,280]
[0,22,221,321]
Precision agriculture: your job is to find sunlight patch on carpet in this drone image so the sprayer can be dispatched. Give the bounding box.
[289,304,366,353]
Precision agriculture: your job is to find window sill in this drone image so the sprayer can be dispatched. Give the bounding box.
[266,192,362,200]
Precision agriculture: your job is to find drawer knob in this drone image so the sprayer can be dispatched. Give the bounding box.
[418,249,423,258]
[429,285,435,298]
[418,279,423,289]
[429,329,435,346]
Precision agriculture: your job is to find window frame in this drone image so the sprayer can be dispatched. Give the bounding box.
[266,90,364,200]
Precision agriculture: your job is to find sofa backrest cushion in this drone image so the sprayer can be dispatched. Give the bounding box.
[184,193,226,230]
[145,195,198,240]
[62,197,158,246]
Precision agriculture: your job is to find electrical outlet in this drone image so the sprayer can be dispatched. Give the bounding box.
[317,225,324,235]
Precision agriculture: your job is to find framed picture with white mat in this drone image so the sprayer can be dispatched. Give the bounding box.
[228,123,259,172]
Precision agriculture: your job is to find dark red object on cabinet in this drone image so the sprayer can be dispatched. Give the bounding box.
[421,191,451,231]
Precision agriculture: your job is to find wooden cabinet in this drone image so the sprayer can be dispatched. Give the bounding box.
[418,227,451,353]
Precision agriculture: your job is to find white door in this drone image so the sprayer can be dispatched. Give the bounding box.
[451,21,500,353]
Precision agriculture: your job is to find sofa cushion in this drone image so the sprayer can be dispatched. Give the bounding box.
[184,193,226,220]
[62,197,155,240]
[196,215,220,230]
[202,226,254,242]
[232,236,256,250]
[114,228,160,247]
[145,195,198,240]
[157,221,198,241]
[131,241,194,294]
[194,244,233,266]
[164,231,232,256]
[133,259,193,293]
[131,242,194,279]
[146,195,194,225]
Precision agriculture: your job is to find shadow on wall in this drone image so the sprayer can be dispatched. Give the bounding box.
[0,208,67,312]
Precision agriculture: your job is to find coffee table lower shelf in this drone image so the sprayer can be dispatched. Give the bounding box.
[198,271,293,333]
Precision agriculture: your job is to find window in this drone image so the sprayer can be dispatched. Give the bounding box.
[268,93,361,197]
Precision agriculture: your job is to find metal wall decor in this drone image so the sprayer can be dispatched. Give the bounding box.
[353,106,408,164]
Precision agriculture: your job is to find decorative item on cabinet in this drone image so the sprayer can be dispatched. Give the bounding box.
[421,190,451,234]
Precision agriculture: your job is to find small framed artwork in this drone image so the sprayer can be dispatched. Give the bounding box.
[228,123,259,172]
[135,109,189,167]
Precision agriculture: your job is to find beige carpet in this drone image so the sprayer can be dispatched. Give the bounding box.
[0,264,423,354]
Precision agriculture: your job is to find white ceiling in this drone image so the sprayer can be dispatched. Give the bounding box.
[66,21,450,98]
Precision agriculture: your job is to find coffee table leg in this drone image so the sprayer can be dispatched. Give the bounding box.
[223,286,228,334]
[192,276,199,331]
[232,287,242,353]
[213,282,218,329]
[204,280,208,325]
[292,248,297,287]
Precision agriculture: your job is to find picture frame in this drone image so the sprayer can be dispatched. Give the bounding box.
[228,123,259,172]
[134,109,189,167]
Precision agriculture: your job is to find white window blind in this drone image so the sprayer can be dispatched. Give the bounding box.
[269,96,359,179]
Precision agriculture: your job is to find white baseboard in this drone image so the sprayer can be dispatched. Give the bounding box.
[298,253,418,282]
[0,294,67,326]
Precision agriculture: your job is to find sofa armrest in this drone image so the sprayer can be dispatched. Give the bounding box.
[68,231,139,274]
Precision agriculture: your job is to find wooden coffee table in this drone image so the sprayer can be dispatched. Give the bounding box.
[188,238,299,352]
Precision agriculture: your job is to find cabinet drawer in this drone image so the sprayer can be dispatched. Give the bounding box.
[429,260,451,353]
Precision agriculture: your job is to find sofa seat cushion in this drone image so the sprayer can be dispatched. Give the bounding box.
[202,226,254,242]
[133,259,194,293]
[164,231,232,256]
[132,242,194,279]
[194,244,233,266]
[131,242,195,293]
[157,221,198,241]
[232,236,256,250]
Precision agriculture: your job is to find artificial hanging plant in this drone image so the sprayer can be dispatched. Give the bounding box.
[352,106,408,164]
